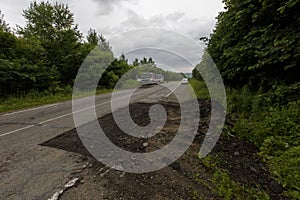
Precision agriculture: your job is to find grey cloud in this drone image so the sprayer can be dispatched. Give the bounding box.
[92,0,137,15]
[103,10,216,72]
[119,10,215,40]
[122,10,149,27]
[108,28,206,73]
[165,12,185,21]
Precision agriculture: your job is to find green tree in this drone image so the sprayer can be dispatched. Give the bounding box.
[204,0,300,90]
[19,1,83,84]
[0,10,10,32]
[19,1,81,40]
[133,58,139,66]
[87,28,99,46]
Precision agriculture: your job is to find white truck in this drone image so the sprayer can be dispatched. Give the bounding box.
[154,74,164,84]
[139,73,164,86]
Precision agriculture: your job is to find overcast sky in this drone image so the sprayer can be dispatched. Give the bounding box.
[0,0,224,72]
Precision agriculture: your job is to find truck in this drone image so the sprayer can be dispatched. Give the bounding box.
[139,72,164,86]
[154,74,164,83]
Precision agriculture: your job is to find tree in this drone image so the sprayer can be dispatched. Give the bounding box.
[87,29,112,51]
[204,0,300,90]
[140,57,155,65]
[140,57,148,65]
[133,58,139,66]
[98,34,111,51]
[19,1,81,40]
[87,28,99,45]
[0,10,10,32]
[148,57,154,64]
[19,1,83,84]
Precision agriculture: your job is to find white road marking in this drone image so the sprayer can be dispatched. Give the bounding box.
[3,103,59,116]
[0,100,112,137]
[0,85,172,137]
[0,92,143,137]
[0,86,158,117]
[165,84,181,98]
[0,125,35,137]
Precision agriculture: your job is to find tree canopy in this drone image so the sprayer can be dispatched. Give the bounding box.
[195,0,300,90]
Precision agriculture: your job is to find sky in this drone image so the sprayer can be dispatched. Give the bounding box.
[0,0,225,72]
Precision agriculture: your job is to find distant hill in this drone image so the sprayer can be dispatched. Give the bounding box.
[184,73,192,78]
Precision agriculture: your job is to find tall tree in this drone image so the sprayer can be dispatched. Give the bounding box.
[87,28,99,45]
[98,34,111,51]
[204,0,300,89]
[18,1,83,84]
[0,10,10,32]
[133,58,139,66]
[19,1,81,40]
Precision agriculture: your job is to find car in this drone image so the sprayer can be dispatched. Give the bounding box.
[181,78,188,84]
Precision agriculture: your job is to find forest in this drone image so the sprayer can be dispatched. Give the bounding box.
[0,1,182,99]
[192,0,299,198]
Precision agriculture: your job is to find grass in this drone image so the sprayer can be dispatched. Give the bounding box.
[0,88,113,113]
[117,79,140,89]
[188,78,210,99]
[194,155,269,200]
[226,84,300,199]
[190,79,299,199]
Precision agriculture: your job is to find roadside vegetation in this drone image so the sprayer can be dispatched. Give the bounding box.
[192,0,300,199]
[188,79,210,99]
[194,155,269,200]
[0,87,113,113]
[0,1,182,113]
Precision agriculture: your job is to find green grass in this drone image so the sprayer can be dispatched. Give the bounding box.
[188,78,210,99]
[0,88,113,113]
[117,79,140,89]
[195,155,269,200]
[190,80,299,199]
[227,85,300,199]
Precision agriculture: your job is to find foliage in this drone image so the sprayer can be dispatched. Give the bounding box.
[0,29,59,97]
[211,170,269,200]
[206,0,299,89]
[0,87,112,113]
[18,1,84,84]
[270,146,300,199]
[0,10,10,32]
[195,155,269,200]
[193,0,300,198]
[19,1,81,40]
[188,79,210,99]
[119,79,140,89]
[0,2,111,97]
[226,87,300,199]
[86,28,99,46]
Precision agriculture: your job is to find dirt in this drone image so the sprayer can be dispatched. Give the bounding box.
[42,100,285,200]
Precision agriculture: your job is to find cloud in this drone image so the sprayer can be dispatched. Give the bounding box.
[108,28,206,73]
[92,0,138,15]
[100,10,216,72]
[118,10,215,40]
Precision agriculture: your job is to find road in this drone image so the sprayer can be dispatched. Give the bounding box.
[0,82,188,199]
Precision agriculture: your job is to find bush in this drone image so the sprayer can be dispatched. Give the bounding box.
[271,146,300,199]
[189,78,209,99]
[119,79,140,89]
[227,86,300,198]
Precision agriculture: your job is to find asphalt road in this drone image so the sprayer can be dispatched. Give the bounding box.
[0,82,190,200]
